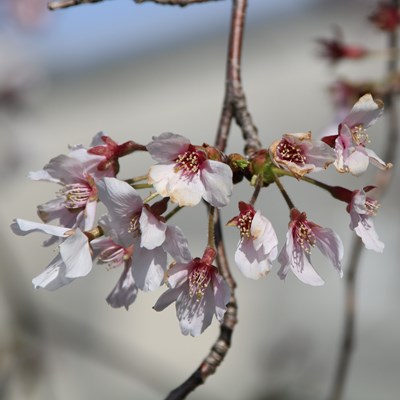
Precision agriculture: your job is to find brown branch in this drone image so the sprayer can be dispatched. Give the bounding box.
[329,2,399,399]
[48,0,106,10]
[134,0,224,6]
[216,0,261,156]
[164,210,237,400]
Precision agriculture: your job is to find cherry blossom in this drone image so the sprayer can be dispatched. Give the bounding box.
[28,147,112,235]
[347,189,384,252]
[147,132,233,207]
[91,236,138,309]
[153,247,230,337]
[269,132,336,178]
[227,202,278,279]
[278,209,344,286]
[323,94,392,175]
[10,219,92,290]
[97,177,191,292]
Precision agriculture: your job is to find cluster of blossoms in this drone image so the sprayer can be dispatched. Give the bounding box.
[12,94,391,336]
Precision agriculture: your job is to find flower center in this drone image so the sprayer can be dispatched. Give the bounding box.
[237,210,254,238]
[351,124,370,145]
[174,150,201,176]
[365,198,379,216]
[61,183,92,209]
[277,140,306,165]
[294,221,316,253]
[128,213,141,237]
[189,262,212,301]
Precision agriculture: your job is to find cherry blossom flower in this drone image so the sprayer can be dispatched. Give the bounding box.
[28,147,111,234]
[11,219,92,290]
[92,236,138,309]
[97,177,191,292]
[269,132,336,178]
[153,247,230,337]
[323,94,392,175]
[147,132,233,207]
[278,209,344,286]
[369,2,400,32]
[317,30,368,64]
[227,202,278,279]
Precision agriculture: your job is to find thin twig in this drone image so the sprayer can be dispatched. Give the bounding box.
[48,0,106,10]
[271,172,295,210]
[329,3,399,399]
[134,0,224,6]
[215,0,261,156]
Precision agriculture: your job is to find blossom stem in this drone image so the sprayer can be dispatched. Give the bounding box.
[143,192,159,203]
[131,183,153,190]
[271,172,295,210]
[125,175,148,185]
[207,206,216,249]
[165,205,183,221]
[249,174,262,205]
[84,225,104,241]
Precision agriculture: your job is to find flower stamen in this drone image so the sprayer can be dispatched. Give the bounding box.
[294,221,316,253]
[276,140,306,165]
[189,262,211,301]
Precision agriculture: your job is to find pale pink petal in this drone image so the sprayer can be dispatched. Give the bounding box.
[343,94,384,129]
[60,229,92,278]
[163,226,192,263]
[106,263,138,309]
[11,219,71,237]
[131,246,167,292]
[28,169,60,183]
[177,285,214,336]
[312,226,344,277]
[148,163,175,197]
[167,262,191,288]
[251,211,278,256]
[37,197,66,223]
[153,286,183,311]
[290,253,325,286]
[200,160,233,208]
[83,199,97,231]
[302,140,336,170]
[212,273,230,322]
[346,148,370,176]
[147,132,190,163]
[364,148,392,170]
[44,154,87,184]
[139,207,167,250]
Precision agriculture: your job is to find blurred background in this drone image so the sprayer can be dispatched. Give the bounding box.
[1,0,399,399]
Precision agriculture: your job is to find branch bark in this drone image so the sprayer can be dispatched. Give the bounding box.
[134,0,224,6]
[48,0,106,10]
[329,3,399,399]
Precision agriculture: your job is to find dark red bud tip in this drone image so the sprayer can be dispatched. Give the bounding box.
[150,197,169,217]
[330,186,353,203]
[321,134,338,148]
[118,140,147,157]
[363,185,376,193]
[202,247,216,265]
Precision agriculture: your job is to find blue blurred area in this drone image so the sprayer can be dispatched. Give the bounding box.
[7,0,321,73]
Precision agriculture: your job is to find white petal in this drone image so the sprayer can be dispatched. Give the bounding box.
[147,132,190,163]
[163,226,192,263]
[84,200,97,231]
[106,263,138,309]
[167,262,190,288]
[346,148,370,176]
[132,246,167,292]
[61,229,92,278]
[148,164,175,197]
[11,219,71,237]
[365,148,392,170]
[291,253,325,286]
[235,238,272,279]
[28,169,60,183]
[168,172,204,207]
[139,207,167,250]
[97,177,143,220]
[200,160,233,208]
[354,217,384,253]
[32,255,73,290]
[251,211,278,257]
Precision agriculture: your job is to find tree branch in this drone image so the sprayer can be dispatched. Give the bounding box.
[329,2,399,399]
[134,0,224,6]
[48,0,106,10]
[216,0,261,156]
